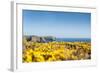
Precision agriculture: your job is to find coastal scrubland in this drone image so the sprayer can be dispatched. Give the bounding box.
[23,36,91,62]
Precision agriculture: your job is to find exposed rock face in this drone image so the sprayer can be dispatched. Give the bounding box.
[42,36,56,42]
[31,36,41,42]
[24,35,56,43]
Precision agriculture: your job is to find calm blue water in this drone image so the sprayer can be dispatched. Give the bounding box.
[56,38,91,42]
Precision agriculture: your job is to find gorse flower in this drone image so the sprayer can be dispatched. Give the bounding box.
[23,41,91,62]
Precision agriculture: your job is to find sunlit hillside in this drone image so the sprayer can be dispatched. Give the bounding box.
[23,38,91,62]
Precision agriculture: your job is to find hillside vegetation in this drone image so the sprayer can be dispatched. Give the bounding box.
[23,38,91,62]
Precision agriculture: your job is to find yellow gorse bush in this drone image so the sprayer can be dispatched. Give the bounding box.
[23,41,91,63]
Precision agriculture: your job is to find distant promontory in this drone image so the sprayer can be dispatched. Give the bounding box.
[23,35,56,43]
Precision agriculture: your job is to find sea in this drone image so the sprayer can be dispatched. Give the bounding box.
[56,38,91,42]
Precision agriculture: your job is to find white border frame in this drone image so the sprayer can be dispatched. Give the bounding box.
[11,1,97,72]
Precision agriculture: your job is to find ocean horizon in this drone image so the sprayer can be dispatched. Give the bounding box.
[23,35,91,42]
[56,38,91,42]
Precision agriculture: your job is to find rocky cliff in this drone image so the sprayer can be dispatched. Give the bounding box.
[24,35,56,43]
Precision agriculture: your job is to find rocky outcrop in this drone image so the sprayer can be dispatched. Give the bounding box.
[24,35,56,43]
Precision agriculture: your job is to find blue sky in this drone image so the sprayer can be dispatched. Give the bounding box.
[23,10,91,38]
